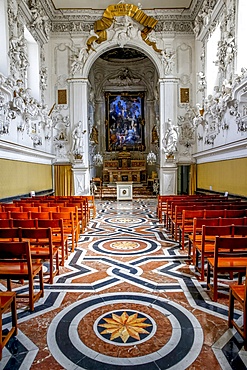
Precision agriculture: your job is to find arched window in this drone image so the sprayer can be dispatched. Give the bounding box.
[0,0,9,75]
[206,24,220,95]
[24,27,40,100]
[236,0,247,74]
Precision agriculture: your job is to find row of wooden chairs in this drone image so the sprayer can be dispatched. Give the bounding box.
[0,218,68,267]
[14,193,96,222]
[0,209,78,253]
[157,194,224,223]
[168,202,247,238]
[0,226,60,284]
[192,223,247,282]
[178,209,247,249]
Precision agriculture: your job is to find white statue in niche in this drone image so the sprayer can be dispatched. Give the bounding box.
[72,120,86,158]
[163,119,179,156]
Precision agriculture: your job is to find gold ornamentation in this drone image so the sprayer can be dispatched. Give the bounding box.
[111,241,139,249]
[99,311,152,343]
[86,3,158,52]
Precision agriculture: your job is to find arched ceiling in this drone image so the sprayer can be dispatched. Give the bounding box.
[100,48,147,62]
[51,0,195,11]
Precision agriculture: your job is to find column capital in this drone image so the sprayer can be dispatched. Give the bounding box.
[67,78,89,85]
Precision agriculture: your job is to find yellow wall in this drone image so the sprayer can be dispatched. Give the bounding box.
[197,158,247,197]
[0,159,52,199]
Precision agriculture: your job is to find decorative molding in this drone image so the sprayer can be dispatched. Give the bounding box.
[193,138,247,164]
[0,139,55,164]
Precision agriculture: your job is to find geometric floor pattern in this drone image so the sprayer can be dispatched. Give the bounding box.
[1,199,247,369]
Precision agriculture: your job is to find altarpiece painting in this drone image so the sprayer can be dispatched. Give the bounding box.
[105,92,145,151]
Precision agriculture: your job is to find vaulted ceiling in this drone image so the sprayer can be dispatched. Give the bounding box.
[51,0,195,11]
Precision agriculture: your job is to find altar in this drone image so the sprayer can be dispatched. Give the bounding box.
[116,182,133,200]
[103,152,146,184]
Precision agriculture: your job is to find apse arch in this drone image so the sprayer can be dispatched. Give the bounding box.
[82,40,164,80]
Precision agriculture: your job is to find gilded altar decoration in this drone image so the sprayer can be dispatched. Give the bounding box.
[86,2,158,53]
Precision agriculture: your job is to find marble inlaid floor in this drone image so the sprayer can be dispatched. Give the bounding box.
[1,199,247,370]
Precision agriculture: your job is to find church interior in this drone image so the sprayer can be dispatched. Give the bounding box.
[0,0,247,369]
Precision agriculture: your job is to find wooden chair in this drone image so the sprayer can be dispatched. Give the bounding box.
[207,236,247,301]
[195,225,233,281]
[81,195,96,219]
[188,217,220,261]
[228,267,247,349]
[179,209,205,249]
[50,211,77,252]
[20,227,59,284]
[66,201,86,232]
[36,219,69,266]
[0,292,17,360]
[59,206,80,242]
[0,241,44,311]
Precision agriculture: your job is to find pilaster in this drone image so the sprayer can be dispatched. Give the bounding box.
[159,77,179,195]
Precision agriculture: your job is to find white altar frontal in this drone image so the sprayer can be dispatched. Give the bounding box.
[116,182,133,201]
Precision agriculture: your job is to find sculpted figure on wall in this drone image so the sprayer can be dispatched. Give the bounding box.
[71,47,88,76]
[107,15,140,47]
[0,92,16,135]
[161,50,175,75]
[72,121,86,158]
[163,119,178,156]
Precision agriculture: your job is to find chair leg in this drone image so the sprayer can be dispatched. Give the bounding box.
[228,289,234,328]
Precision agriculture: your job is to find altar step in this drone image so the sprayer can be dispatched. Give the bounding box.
[94,184,156,199]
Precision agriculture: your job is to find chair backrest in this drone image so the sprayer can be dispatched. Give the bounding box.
[50,211,73,222]
[232,225,247,237]
[0,219,13,228]
[1,205,23,212]
[40,206,59,213]
[193,217,220,229]
[219,217,246,226]
[0,212,9,219]
[9,212,30,220]
[225,209,247,218]
[201,225,233,241]
[0,241,31,264]
[22,206,40,212]
[20,227,52,245]
[0,227,21,241]
[214,236,247,257]
[29,211,51,220]
[12,219,38,228]
[203,209,226,218]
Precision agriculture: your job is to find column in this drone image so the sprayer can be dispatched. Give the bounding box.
[68,78,90,195]
[159,77,179,195]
